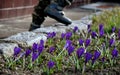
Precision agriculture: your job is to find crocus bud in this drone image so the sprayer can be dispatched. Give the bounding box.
[112,48,118,58]
[76,47,85,59]
[14,47,21,56]
[47,60,55,69]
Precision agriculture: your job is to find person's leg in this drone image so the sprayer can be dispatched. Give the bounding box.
[29,0,50,31]
[29,13,45,31]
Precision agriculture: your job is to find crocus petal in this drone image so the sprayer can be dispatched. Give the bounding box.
[79,39,84,46]
[52,32,56,38]
[112,27,116,33]
[49,46,55,53]
[14,47,21,56]
[47,32,56,38]
[109,38,115,47]
[38,46,44,55]
[32,52,39,62]
[85,39,91,47]
[65,32,72,39]
[99,29,104,37]
[47,32,51,38]
[112,48,118,58]
[64,40,72,49]
[40,40,44,45]
[92,50,101,64]
[99,24,104,31]
[99,24,104,37]
[67,45,74,55]
[85,52,92,64]
[91,31,97,38]
[76,47,85,58]
[61,33,66,39]
[47,60,55,69]
[73,26,78,33]
[32,43,38,52]
[25,49,31,57]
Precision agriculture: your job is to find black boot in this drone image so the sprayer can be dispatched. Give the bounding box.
[44,0,74,26]
[29,13,45,31]
[29,23,40,31]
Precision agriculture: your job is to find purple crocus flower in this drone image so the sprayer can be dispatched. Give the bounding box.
[61,33,66,39]
[25,49,31,57]
[79,39,84,46]
[112,27,116,33]
[47,32,51,39]
[38,45,44,55]
[99,29,104,37]
[14,47,21,56]
[112,48,118,58]
[51,32,56,38]
[73,26,78,33]
[85,52,92,64]
[109,38,115,47]
[91,31,97,38]
[99,24,104,31]
[67,45,75,55]
[99,24,104,37]
[40,39,44,46]
[64,40,72,49]
[32,43,38,52]
[47,60,55,69]
[32,52,39,62]
[38,40,44,55]
[65,32,72,39]
[49,46,55,53]
[85,38,91,47]
[47,32,56,38]
[76,47,85,59]
[92,50,101,65]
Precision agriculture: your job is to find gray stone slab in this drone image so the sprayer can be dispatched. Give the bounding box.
[73,20,92,25]
[3,31,47,47]
[33,26,67,33]
[0,43,18,57]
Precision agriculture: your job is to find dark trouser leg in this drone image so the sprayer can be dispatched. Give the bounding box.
[29,0,50,31]
[29,13,45,31]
